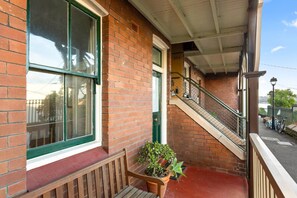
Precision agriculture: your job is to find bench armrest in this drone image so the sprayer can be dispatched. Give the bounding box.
[127,170,166,185]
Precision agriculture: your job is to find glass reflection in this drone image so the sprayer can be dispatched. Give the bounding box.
[67,76,92,139]
[26,71,64,148]
[153,47,161,67]
[71,6,96,75]
[29,0,68,68]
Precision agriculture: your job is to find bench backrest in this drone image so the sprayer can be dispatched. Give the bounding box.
[20,149,129,198]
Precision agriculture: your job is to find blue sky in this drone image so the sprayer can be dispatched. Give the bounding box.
[259,0,297,96]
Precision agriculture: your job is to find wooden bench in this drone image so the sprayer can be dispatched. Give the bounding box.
[19,149,166,198]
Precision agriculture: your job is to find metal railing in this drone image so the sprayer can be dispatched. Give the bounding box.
[171,72,246,141]
[26,99,64,148]
[250,133,297,198]
[27,99,63,124]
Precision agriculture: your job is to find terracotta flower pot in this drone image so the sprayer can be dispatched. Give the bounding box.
[146,173,171,198]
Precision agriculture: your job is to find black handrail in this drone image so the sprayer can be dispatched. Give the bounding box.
[171,72,245,119]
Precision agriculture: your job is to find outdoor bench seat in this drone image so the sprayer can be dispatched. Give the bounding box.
[18,149,163,198]
[114,185,158,198]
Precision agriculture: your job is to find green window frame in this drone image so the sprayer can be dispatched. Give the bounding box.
[27,0,101,159]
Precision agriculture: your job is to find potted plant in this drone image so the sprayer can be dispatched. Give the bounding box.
[137,141,184,197]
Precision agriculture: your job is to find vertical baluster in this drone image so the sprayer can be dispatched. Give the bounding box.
[33,100,36,123]
[29,100,32,123]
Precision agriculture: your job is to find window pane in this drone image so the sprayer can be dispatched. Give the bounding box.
[153,47,161,67]
[71,6,96,75]
[27,71,64,148]
[29,0,68,69]
[152,75,160,112]
[66,76,93,139]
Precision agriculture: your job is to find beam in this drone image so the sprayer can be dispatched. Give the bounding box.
[168,0,216,74]
[168,0,194,37]
[128,0,172,40]
[210,0,228,73]
[196,64,239,70]
[184,46,242,57]
[202,67,239,74]
[194,41,216,74]
[171,26,247,44]
[210,0,220,33]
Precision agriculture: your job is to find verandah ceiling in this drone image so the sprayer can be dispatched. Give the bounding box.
[129,0,249,74]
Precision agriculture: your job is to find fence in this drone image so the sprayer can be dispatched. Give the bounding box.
[26,99,64,148]
[267,106,297,124]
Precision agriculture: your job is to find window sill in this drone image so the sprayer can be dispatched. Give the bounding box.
[27,141,103,170]
[27,143,108,191]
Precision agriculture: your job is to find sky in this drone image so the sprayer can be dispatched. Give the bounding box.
[259,0,297,97]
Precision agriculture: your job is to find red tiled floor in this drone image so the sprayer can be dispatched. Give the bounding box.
[165,166,248,198]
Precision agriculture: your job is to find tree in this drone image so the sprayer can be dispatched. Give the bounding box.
[267,89,296,108]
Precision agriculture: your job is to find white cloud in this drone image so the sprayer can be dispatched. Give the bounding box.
[282,19,297,28]
[271,46,285,53]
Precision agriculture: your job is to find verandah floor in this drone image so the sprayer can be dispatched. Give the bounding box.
[164,166,248,198]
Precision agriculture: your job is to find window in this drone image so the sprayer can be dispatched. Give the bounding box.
[27,0,100,159]
[152,47,162,67]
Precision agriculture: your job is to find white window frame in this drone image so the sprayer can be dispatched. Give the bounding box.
[153,35,169,144]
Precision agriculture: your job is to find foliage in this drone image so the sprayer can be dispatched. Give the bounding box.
[258,107,267,116]
[137,142,184,178]
[267,89,296,108]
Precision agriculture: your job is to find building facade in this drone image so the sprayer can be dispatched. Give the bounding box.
[0,0,263,197]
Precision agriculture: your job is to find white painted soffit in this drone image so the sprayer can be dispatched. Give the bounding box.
[128,0,250,74]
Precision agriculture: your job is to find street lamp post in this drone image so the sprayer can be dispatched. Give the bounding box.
[270,77,277,130]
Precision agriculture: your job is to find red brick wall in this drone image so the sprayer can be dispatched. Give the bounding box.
[205,73,239,110]
[0,0,172,195]
[97,0,170,172]
[167,105,246,176]
[0,0,27,197]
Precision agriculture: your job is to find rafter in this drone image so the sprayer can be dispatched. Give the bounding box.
[171,26,247,44]
[184,46,242,57]
[168,0,215,74]
[197,64,239,70]
[210,0,228,73]
[194,41,216,74]
[168,0,194,37]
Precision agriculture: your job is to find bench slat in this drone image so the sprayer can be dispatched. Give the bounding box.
[102,165,109,198]
[120,156,127,187]
[77,176,85,198]
[131,188,143,197]
[56,186,64,198]
[123,186,138,198]
[87,172,93,198]
[95,168,101,197]
[109,162,115,197]
[115,158,121,192]
[115,186,133,198]
[67,181,74,198]
[43,192,51,198]
[136,191,147,198]
[115,186,159,198]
